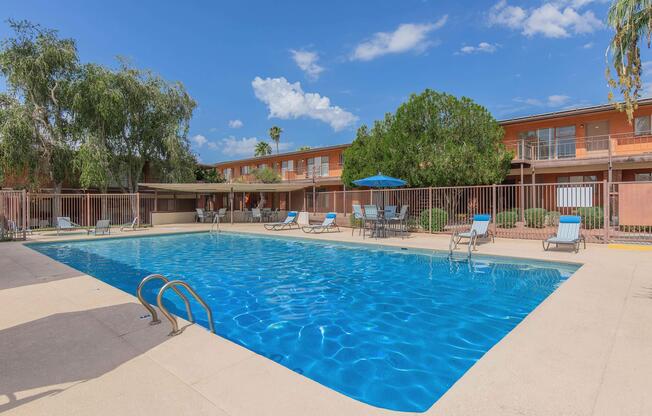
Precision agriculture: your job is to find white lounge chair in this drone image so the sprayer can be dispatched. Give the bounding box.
[302,213,340,233]
[196,208,208,223]
[264,211,299,231]
[56,217,82,235]
[543,215,585,253]
[87,219,111,236]
[451,214,494,251]
[120,217,141,231]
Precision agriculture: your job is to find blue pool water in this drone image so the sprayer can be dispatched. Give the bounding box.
[30,232,578,412]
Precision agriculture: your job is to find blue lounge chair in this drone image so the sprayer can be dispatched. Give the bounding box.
[264,211,299,231]
[302,212,340,233]
[543,215,585,253]
[451,214,494,251]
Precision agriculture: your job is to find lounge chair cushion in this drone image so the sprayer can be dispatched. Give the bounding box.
[473,214,491,221]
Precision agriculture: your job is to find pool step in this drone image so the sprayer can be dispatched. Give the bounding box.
[137,274,216,336]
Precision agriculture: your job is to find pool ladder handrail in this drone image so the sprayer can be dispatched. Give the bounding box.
[157,280,216,336]
[137,274,194,325]
[448,229,477,258]
[210,213,220,233]
[136,274,215,336]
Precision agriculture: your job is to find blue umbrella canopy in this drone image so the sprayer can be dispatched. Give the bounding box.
[352,173,407,188]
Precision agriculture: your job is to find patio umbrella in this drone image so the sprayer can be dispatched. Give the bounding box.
[353,173,406,209]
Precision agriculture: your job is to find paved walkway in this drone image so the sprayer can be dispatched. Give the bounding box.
[1,224,651,415]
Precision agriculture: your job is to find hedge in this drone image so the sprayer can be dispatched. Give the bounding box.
[419,208,448,232]
[576,206,603,229]
[496,210,518,228]
[524,208,547,228]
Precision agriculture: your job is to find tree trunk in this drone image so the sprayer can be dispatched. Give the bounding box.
[52,182,63,225]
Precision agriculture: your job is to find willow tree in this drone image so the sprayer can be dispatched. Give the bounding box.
[0,20,79,191]
[342,89,512,188]
[73,61,197,193]
[606,0,652,122]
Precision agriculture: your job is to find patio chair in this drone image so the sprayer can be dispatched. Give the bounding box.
[384,205,397,219]
[87,219,111,236]
[251,208,263,223]
[363,205,384,239]
[302,212,340,233]
[216,208,227,222]
[7,219,33,237]
[450,214,494,252]
[264,211,299,231]
[352,204,365,236]
[56,217,83,235]
[387,205,409,238]
[196,208,208,223]
[120,217,141,231]
[543,215,585,253]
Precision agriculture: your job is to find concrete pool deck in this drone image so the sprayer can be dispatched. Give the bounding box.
[1,223,651,415]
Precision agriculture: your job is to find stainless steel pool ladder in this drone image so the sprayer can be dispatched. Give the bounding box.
[210,214,220,233]
[137,274,216,336]
[448,231,476,258]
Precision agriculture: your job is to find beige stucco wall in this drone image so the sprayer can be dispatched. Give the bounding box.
[151,211,196,225]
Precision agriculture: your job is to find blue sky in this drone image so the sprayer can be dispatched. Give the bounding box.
[2,0,651,163]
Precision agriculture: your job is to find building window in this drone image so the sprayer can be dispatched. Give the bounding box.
[338,152,344,167]
[556,126,576,158]
[223,168,233,181]
[320,156,329,177]
[257,163,267,169]
[635,115,651,136]
[240,165,251,175]
[281,160,294,176]
[558,175,597,183]
[635,172,652,181]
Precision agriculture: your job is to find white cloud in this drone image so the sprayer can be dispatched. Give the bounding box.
[489,0,603,38]
[251,76,358,131]
[459,42,498,54]
[191,134,208,148]
[290,50,324,80]
[217,136,259,157]
[547,94,571,106]
[515,94,571,107]
[583,42,594,49]
[351,16,448,61]
[228,119,243,129]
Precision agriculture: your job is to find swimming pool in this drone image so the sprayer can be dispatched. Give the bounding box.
[30,232,578,412]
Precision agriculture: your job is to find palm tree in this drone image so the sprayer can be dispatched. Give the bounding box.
[606,0,652,122]
[254,141,272,157]
[268,126,283,154]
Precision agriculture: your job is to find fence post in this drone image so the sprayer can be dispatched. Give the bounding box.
[136,193,141,226]
[22,189,27,240]
[428,187,432,233]
[343,187,347,217]
[492,184,497,236]
[603,180,610,243]
[86,193,91,227]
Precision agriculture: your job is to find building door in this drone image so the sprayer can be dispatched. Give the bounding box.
[585,121,609,152]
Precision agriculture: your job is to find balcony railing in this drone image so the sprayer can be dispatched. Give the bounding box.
[505,132,652,162]
[224,164,344,183]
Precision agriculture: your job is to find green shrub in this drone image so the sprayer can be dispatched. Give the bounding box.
[576,206,604,229]
[496,210,518,228]
[419,208,448,232]
[524,208,547,228]
[349,215,363,228]
[546,211,561,226]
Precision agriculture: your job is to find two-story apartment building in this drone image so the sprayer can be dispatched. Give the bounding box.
[212,100,652,190]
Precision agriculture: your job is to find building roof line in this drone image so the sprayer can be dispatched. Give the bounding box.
[212,143,350,167]
[498,98,652,125]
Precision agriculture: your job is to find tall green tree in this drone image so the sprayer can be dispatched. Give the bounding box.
[342,89,512,188]
[0,20,79,191]
[606,0,652,122]
[254,140,272,157]
[72,61,197,192]
[268,125,282,154]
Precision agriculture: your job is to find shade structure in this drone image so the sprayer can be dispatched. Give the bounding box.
[352,173,406,188]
